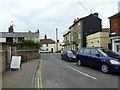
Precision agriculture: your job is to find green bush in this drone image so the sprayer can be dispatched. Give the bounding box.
[15,39,42,50]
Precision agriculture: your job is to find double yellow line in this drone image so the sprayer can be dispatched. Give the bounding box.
[38,59,42,89]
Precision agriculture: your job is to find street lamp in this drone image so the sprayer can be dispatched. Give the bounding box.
[56,28,58,53]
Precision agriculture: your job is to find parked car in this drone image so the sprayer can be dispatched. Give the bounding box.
[76,47,120,73]
[61,50,77,62]
[39,49,50,53]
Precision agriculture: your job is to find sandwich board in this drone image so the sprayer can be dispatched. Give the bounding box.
[10,56,22,71]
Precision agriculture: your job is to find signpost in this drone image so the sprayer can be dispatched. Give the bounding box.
[10,56,21,71]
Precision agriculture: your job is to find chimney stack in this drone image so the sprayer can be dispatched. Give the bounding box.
[44,34,47,39]
[8,25,14,33]
[93,13,99,18]
[73,18,79,24]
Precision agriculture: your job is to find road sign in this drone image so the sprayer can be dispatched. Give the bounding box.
[10,56,21,69]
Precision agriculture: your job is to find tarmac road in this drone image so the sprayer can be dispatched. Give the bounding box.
[40,53,120,89]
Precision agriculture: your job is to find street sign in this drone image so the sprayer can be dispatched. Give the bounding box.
[10,56,21,69]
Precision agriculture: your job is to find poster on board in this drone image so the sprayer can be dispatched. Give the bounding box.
[10,56,22,69]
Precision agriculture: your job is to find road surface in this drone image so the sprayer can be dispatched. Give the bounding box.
[40,53,120,88]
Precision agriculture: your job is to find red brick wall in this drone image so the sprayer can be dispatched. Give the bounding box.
[110,16,120,36]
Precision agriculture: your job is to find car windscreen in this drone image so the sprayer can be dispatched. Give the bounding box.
[67,51,73,54]
[98,49,119,57]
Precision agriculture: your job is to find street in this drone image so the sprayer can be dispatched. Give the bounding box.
[41,53,119,88]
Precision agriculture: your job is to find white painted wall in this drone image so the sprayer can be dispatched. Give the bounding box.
[55,42,64,52]
[0,38,6,42]
[41,42,64,53]
[42,44,55,52]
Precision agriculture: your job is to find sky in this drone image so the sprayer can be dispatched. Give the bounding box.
[0,0,119,41]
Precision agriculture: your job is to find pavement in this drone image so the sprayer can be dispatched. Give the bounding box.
[2,59,40,89]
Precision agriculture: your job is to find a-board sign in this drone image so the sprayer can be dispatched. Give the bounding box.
[10,56,21,69]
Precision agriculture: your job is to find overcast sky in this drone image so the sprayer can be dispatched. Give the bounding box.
[0,0,119,41]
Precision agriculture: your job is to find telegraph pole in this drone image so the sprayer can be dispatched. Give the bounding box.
[56,28,58,53]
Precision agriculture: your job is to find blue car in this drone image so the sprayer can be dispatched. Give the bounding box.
[76,47,120,73]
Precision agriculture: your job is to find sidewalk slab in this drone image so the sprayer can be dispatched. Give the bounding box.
[2,59,39,88]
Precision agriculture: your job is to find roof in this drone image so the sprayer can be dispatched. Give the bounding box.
[108,12,120,19]
[40,39,55,44]
[102,28,110,32]
[69,14,101,29]
[0,32,39,38]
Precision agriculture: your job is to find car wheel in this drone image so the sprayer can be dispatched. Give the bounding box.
[77,59,82,66]
[101,64,109,74]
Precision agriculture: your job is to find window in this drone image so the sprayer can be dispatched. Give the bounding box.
[78,48,83,53]
[78,31,81,40]
[46,44,48,47]
[82,49,91,55]
[71,27,74,31]
[98,49,119,57]
[90,49,99,56]
[78,22,80,26]
[71,36,73,41]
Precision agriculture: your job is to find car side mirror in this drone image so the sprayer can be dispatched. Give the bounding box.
[95,54,100,57]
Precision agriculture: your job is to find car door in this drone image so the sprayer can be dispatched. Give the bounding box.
[81,48,91,65]
[61,50,66,60]
[64,51,68,60]
[89,49,102,68]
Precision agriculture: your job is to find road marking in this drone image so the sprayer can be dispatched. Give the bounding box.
[38,78,40,88]
[38,59,42,88]
[66,66,97,80]
[56,84,58,86]
[56,59,61,63]
[70,63,77,64]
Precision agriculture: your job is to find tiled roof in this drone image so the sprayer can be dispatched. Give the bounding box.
[69,14,101,29]
[102,28,110,32]
[0,32,39,38]
[40,39,55,44]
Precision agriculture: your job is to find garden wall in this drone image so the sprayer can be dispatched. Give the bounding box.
[16,50,40,61]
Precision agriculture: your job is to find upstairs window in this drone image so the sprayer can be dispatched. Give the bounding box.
[46,44,48,47]
[78,31,81,40]
[78,22,80,26]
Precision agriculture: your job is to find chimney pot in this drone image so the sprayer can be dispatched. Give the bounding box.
[8,25,14,33]
[93,13,99,18]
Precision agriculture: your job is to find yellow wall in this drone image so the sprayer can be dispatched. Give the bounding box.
[87,32,110,49]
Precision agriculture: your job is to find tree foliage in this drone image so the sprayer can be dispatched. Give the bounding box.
[15,39,42,50]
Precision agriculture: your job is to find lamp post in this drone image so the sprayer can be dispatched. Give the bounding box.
[56,28,58,53]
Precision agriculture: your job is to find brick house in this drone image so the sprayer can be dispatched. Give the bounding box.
[63,13,102,52]
[108,12,120,55]
[63,29,71,50]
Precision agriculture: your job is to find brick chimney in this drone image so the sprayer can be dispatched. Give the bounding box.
[73,18,79,23]
[8,25,14,33]
[93,13,99,18]
[44,34,47,39]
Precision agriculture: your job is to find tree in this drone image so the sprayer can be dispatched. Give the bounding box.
[15,39,42,50]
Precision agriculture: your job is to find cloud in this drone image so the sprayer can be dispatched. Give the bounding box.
[0,0,119,40]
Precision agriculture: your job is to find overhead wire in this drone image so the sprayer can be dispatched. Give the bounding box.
[76,0,91,14]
